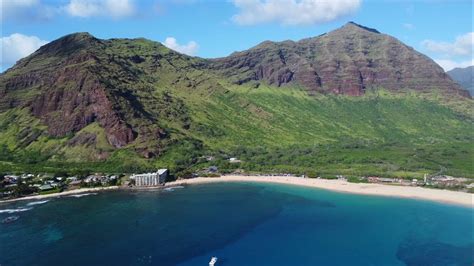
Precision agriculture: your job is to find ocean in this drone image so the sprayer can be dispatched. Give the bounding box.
[0,182,472,266]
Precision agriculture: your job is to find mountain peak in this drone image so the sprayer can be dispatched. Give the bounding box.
[36,32,101,56]
[64,32,95,39]
[50,32,98,46]
[212,22,467,97]
[342,21,380,34]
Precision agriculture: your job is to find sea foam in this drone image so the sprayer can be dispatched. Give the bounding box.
[164,186,185,192]
[68,193,98,198]
[0,207,33,214]
[26,200,50,206]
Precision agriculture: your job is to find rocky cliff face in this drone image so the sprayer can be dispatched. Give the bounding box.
[0,23,470,161]
[0,32,218,158]
[1,33,143,148]
[211,22,468,97]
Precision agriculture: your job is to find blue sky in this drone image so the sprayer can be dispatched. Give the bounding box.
[1,0,473,71]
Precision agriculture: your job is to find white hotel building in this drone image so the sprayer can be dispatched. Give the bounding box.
[131,169,168,186]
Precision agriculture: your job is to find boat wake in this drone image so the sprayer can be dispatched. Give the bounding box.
[0,207,33,214]
[26,200,50,206]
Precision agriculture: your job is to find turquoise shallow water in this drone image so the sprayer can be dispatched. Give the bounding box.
[0,182,472,266]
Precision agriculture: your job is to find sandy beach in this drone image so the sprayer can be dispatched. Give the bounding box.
[1,176,472,207]
[166,175,474,208]
[0,186,119,204]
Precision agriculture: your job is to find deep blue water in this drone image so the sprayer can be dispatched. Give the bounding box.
[0,182,472,266]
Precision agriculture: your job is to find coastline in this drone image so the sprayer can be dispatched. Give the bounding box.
[1,175,472,208]
[0,186,119,204]
[166,175,474,208]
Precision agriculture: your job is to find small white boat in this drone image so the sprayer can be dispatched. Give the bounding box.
[209,256,218,266]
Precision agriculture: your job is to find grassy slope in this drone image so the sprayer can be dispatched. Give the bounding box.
[0,80,472,178]
[171,85,473,178]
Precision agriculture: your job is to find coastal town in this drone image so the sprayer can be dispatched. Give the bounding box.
[1,160,473,202]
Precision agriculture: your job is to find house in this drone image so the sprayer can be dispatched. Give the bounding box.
[84,175,101,183]
[22,174,34,179]
[69,180,82,186]
[39,184,54,191]
[378,178,397,183]
[5,175,19,183]
[229,158,241,163]
[208,166,218,173]
[431,175,456,183]
[131,169,168,186]
[67,176,78,182]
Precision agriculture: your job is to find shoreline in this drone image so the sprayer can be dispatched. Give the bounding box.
[0,186,119,204]
[166,175,474,208]
[1,176,472,208]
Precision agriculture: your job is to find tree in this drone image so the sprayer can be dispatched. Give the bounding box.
[306,171,318,178]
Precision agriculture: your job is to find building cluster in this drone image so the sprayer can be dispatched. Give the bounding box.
[428,175,470,187]
[0,172,123,199]
[0,173,64,196]
[131,169,168,187]
[0,168,174,199]
[366,175,471,188]
[83,175,118,186]
[194,166,220,177]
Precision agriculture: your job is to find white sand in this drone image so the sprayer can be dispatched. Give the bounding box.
[0,186,119,204]
[2,176,472,207]
[166,175,474,208]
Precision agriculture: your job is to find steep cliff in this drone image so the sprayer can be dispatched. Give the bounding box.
[211,22,467,96]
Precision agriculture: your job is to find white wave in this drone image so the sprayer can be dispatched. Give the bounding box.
[26,200,50,206]
[68,193,98,198]
[0,207,33,214]
[163,186,185,191]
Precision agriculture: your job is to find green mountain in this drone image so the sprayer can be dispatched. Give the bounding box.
[0,23,472,178]
[447,66,474,96]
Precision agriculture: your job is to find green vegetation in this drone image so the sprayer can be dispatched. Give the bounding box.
[0,84,472,179]
[38,187,61,195]
[347,176,369,183]
[0,34,472,179]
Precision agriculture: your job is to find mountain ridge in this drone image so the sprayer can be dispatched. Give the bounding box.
[0,22,472,178]
[447,66,473,96]
[211,22,467,96]
[4,22,468,97]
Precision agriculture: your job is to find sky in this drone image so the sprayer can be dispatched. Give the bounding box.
[1,0,473,72]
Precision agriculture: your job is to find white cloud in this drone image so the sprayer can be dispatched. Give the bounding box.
[402,23,414,30]
[0,0,137,20]
[231,0,361,26]
[435,59,474,72]
[64,0,136,18]
[163,37,198,56]
[1,33,48,71]
[0,0,39,14]
[0,0,53,21]
[422,32,473,57]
